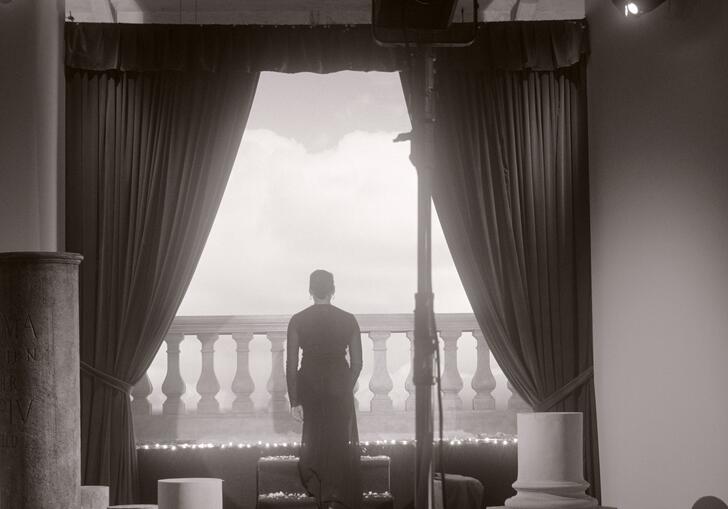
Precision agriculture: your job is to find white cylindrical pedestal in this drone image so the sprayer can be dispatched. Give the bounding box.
[158,478,222,509]
[80,485,109,509]
[108,505,158,508]
[505,412,597,509]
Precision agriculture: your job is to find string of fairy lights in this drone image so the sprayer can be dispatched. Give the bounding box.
[259,491,393,500]
[136,435,518,452]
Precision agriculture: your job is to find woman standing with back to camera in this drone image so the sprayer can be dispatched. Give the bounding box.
[286,269,363,509]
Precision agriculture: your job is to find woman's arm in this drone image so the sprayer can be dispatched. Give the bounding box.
[286,318,300,407]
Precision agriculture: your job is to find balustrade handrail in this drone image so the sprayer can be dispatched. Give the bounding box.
[168,313,482,335]
[132,312,529,442]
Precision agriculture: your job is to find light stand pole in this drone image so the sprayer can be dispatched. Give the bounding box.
[411,46,438,509]
[371,7,478,508]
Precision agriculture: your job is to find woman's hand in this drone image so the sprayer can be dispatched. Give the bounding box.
[291,405,304,422]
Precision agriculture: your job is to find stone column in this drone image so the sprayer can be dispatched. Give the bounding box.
[131,373,153,416]
[471,330,496,410]
[231,332,255,413]
[440,329,464,410]
[404,331,416,411]
[196,334,220,414]
[0,1,65,253]
[505,412,597,508]
[0,252,82,508]
[161,333,186,415]
[368,331,393,412]
[266,332,288,413]
[353,379,360,411]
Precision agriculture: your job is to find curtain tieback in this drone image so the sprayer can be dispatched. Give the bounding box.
[80,360,133,395]
[534,366,593,412]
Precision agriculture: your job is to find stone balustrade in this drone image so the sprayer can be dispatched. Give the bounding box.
[132,314,530,443]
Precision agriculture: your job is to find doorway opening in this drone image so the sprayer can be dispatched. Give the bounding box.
[138,71,518,444]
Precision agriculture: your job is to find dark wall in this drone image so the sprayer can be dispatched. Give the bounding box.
[138,443,517,509]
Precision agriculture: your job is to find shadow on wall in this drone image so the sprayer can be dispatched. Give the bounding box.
[694,496,728,509]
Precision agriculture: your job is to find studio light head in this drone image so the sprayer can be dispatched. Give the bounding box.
[612,0,668,17]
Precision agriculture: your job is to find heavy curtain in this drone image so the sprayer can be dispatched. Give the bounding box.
[64,22,586,74]
[65,20,593,504]
[405,50,599,497]
[65,66,259,503]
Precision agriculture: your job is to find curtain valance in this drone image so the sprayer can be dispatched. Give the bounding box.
[65,21,588,73]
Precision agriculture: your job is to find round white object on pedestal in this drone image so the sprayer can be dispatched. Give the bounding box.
[158,478,223,509]
[505,412,597,509]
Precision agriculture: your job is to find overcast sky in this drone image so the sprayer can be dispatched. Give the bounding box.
[144,71,509,417]
[177,70,473,316]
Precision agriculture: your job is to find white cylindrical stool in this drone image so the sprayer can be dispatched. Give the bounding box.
[505,412,597,509]
[80,486,108,509]
[108,505,158,508]
[158,478,222,509]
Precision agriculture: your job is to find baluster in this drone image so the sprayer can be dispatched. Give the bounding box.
[231,332,255,413]
[162,333,186,415]
[507,380,531,412]
[440,329,464,410]
[404,331,415,411]
[266,331,288,413]
[131,372,153,416]
[471,330,496,410]
[369,331,393,412]
[196,333,220,414]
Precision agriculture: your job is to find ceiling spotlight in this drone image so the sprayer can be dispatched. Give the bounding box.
[612,0,668,17]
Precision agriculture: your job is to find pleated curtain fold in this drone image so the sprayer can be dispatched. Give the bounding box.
[403,61,600,499]
[65,68,259,503]
[64,19,595,505]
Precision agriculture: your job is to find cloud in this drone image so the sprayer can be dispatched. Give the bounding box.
[177,128,473,316]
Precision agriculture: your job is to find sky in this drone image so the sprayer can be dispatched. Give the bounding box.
[144,71,513,415]
[176,71,472,316]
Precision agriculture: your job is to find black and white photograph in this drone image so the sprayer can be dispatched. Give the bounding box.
[0,1,726,508]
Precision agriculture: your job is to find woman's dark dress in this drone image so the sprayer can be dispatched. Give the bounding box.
[286,304,363,509]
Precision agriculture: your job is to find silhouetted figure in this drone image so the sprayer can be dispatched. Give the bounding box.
[286,270,363,509]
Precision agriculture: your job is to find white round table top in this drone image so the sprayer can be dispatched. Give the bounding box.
[158,478,223,484]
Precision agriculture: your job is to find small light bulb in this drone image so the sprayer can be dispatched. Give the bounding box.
[626,2,639,15]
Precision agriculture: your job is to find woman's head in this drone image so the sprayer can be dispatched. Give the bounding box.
[309,269,335,300]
